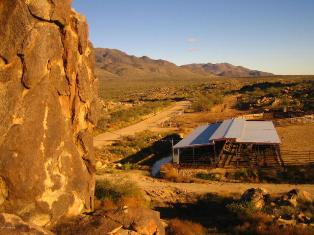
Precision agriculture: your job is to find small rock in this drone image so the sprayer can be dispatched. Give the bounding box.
[240,188,269,209]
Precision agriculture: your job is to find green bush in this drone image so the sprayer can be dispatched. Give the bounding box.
[191,93,223,112]
[226,168,259,182]
[121,162,138,170]
[196,172,219,181]
[227,201,259,218]
[95,179,142,202]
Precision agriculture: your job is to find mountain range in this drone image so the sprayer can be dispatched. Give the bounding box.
[94,48,273,79]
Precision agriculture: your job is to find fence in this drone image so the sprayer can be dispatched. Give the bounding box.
[176,150,314,168]
[281,150,314,166]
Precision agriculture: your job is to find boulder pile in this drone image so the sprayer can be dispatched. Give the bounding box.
[241,188,314,227]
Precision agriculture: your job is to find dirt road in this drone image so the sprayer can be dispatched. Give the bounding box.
[97,170,314,204]
[94,101,190,149]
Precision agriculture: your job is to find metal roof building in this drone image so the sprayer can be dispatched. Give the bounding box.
[173,118,283,168]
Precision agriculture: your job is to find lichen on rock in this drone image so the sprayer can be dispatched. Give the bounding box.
[0,0,99,228]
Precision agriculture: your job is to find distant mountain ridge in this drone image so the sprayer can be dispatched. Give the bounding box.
[95,48,273,79]
[181,63,273,77]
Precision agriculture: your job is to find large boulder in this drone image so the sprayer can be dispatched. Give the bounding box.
[0,0,99,228]
[240,188,270,209]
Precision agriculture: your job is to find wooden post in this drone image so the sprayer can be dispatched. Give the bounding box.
[171,139,174,160]
[213,141,217,163]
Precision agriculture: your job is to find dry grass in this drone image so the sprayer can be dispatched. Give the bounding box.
[160,163,193,183]
[160,163,179,181]
[167,219,206,235]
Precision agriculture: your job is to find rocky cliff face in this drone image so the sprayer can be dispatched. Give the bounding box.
[0,0,98,227]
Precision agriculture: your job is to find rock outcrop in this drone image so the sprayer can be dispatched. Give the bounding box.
[0,213,55,235]
[53,207,165,235]
[0,0,98,227]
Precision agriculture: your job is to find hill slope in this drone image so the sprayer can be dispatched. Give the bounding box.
[95,48,273,79]
[181,63,273,77]
[95,48,204,79]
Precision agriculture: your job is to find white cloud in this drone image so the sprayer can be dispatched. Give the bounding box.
[187,37,198,43]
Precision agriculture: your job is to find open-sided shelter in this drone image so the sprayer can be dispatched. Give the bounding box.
[173,118,283,168]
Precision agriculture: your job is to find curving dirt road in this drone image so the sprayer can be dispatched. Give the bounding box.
[94,101,190,149]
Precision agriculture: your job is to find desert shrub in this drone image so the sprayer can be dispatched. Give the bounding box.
[121,162,138,170]
[95,179,142,203]
[266,87,282,96]
[251,88,265,98]
[196,172,219,181]
[227,201,259,219]
[225,168,259,182]
[159,163,193,183]
[191,93,223,112]
[160,163,179,181]
[167,219,206,235]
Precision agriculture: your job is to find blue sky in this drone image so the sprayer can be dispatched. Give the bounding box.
[73,0,314,75]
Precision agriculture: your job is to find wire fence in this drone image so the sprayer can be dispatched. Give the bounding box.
[281,150,314,166]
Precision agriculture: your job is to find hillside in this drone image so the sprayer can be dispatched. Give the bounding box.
[182,63,273,77]
[95,48,273,79]
[95,48,205,79]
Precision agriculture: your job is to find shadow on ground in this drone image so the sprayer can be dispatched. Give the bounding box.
[155,193,238,232]
[119,134,181,166]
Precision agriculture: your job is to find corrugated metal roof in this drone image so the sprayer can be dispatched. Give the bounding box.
[237,121,281,144]
[173,123,220,149]
[173,118,281,149]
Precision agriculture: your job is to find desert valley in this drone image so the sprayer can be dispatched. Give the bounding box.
[0,0,314,235]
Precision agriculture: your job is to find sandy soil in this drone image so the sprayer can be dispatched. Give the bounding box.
[97,170,314,204]
[277,123,314,151]
[94,101,190,148]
